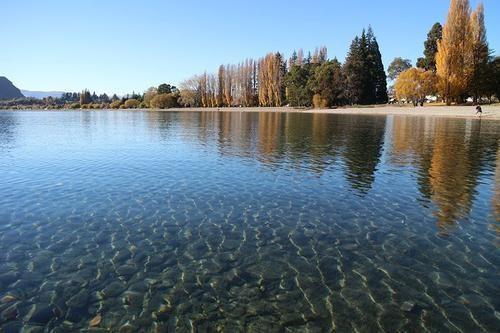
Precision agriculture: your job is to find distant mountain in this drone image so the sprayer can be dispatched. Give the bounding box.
[0,77,24,100]
[21,90,65,99]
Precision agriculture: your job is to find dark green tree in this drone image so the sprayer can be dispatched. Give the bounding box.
[276,52,288,105]
[99,93,110,103]
[308,59,346,107]
[416,23,442,71]
[387,57,412,81]
[484,56,500,102]
[344,36,365,105]
[344,27,387,105]
[284,65,312,106]
[157,83,173,94]
[289,50,298,67]
[366,27,388,104]
[80,89,92,105]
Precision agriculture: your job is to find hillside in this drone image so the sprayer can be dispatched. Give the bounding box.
[0,76,24,100]
[21,90,64,99]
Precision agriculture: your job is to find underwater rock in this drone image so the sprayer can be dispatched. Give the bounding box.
[28,305,58,325]
[341,243,358,251]
[1,303,18,321]
[80,328,109,333]
[89,313,101,327]
[102,281,126,298]
[118,323,135,333]
[65,306,87,323]
[222,239,240,251]
[22,325,45,333]
[0,271,19,287]
[122,291,143,308]
[128,281,148,293]
[400,301,415,312]
[0,321,23,333]
[459,293,485,307]
[116,264,136,278]
[66,289,89,309]
[113,250,131,263]
[0,294,16,304]
[152,304,171,322]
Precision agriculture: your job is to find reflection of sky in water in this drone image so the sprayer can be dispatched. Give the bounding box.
[0,111,499,332]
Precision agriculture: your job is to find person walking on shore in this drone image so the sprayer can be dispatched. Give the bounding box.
[475,105,482,117]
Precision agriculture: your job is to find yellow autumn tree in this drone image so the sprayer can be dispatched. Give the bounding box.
[258,53,285,107]
[436,0,473,104]
[395,68,437,104]
[469,3,490,101]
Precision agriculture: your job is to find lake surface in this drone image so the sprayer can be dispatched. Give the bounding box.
[0,110,499,332]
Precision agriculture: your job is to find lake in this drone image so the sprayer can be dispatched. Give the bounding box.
[0,110,498,332]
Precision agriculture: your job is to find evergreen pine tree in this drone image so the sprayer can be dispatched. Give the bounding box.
[344,36,364,105]
[416,23,443,71]
[344,27,388,105]
[367,28,388,104]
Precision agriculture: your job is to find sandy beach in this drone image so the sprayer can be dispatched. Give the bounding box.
[163,105,500,120]
[3,105,500,120]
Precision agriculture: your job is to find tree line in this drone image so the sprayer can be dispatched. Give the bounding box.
[2,0,497,111]
[392,0,499,105]
[178,27,388,109]
[0,86,181,110]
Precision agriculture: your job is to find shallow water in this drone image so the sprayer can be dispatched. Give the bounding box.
[0,110,499,332]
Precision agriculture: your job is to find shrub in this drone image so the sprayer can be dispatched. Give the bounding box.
[124,98,140,109]
[312,94,328,108]
[110,100,122,109]
[150,93,179,109]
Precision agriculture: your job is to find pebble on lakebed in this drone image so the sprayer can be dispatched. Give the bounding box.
[89,313,102,327]
[400,301,415,312]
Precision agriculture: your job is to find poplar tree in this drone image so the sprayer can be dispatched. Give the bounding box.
[469,3,490,101]
[258,53,285,107]
[217,65,225,107]
[223,64,233,106]
[436,0,473,104]
[80,89,91,105]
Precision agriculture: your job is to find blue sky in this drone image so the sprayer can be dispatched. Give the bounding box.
[1,0,498,95]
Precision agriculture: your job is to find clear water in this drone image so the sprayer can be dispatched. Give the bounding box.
[0,111,498,332]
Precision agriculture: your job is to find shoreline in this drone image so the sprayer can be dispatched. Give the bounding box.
[2,105,500,120]
[166,105,500,119]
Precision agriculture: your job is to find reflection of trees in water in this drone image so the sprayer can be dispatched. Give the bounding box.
[0,112,18,149]
[492,145,500,247]
[145,111,174,141]
[342,116,386,193]
[145,111,498,235]
[184,111,386,190]
[428,121,475,232]
[391,117,499,234]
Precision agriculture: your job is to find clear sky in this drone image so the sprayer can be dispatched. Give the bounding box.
[1,0,499,95]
